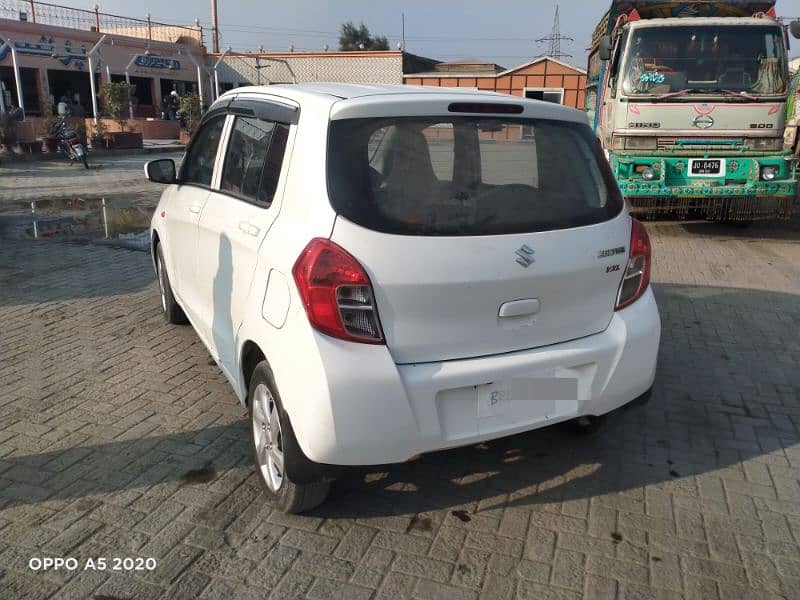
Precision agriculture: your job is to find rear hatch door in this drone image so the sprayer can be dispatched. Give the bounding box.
[326,98,628,364]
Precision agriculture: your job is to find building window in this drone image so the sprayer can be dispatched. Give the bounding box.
[47,70,98,117]
[0,66,41,115]
[110,75,154,105]
[524,88,564,104]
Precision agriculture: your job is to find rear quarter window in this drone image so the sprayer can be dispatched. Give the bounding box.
[327,116,623,236]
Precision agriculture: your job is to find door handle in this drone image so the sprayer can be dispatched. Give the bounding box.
[498,298,541,318]
[238,221,260,237]
[188,205,201,214]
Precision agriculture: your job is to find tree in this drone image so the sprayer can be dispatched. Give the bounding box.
[99,82,136,132]
[178,92,203,134]
[339,22,389,51]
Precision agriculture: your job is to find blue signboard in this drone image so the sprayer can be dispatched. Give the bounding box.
[133,55,181,70]
[0,35,88,70]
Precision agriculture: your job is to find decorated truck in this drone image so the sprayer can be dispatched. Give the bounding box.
[585,0,799,221]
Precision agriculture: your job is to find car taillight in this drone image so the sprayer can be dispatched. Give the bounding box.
[292,238,384,344]
[615,218,652,311]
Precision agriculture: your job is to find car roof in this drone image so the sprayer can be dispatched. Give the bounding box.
[217,83,587,124]
[223,82,505,102]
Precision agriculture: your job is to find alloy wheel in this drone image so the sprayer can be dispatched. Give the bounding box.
[251,383,285,492]
[156,259,167,313]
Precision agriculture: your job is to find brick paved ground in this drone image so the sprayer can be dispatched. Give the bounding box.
[1,213,799,599]
[0,153,183,206]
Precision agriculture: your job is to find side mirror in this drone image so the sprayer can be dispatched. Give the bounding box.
[599,35,613,61]
[791,20,800,39]
[144,159,176,184]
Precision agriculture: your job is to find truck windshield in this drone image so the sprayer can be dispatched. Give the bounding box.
[621,25,787,97]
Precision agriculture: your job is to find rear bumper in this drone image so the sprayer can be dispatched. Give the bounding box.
[290,287,661,466]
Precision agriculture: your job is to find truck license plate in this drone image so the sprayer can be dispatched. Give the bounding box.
[689,159,724,176]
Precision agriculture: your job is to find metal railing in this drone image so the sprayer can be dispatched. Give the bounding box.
[0,0,203,45]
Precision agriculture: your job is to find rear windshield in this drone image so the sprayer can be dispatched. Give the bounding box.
[327,117,623,236]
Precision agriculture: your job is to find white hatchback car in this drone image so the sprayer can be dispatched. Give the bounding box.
[146,83,661,513]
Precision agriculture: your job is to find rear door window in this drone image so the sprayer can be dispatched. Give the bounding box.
[220,116,290,207]
[328,117,622,236]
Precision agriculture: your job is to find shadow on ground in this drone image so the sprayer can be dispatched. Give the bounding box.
[641,207,800,242]
[2,283,798,522]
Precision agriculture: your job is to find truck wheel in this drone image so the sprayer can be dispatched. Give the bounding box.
[249,362,330,513]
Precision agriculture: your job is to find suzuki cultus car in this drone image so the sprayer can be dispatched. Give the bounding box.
[146,84,661,512]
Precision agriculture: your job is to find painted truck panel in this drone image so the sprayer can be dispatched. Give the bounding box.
[586,1,797,220]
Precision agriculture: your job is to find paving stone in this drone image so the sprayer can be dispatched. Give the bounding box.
[3,203,800,599]
[376,572,417,600]
[292,553,355,582]
[415,579,478,600]
[306,578,375,600]
[333,524,377,562]
[451,546,490,590]
[481,573,516,600]
[393,553,452,584]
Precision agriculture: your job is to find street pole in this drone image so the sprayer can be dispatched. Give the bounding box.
[124,55,137,119]
[0,39,9,113]
[213,48,230,100]
[0,34,26,114]
[183,48,207,109]
[211,0,220,54]
[87,35,108,125]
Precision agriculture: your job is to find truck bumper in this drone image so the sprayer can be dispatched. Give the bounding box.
[627,195,794,220]
[610,152,797,220]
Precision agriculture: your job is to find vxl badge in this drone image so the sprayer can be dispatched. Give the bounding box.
[693,114,714,129]
[515,245,535,268]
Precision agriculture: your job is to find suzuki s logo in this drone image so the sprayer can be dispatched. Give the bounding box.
[693,115,714,129]
[515,245,535,268]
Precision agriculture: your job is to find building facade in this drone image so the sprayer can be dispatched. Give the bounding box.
[2,0,589,146]
[0,18,204,119]
[404,56,588,111]
[210,50,439,91]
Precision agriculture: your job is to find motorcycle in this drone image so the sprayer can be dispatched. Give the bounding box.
[53,117,89,169]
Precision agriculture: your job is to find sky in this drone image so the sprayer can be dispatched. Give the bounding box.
[54,0,800,68]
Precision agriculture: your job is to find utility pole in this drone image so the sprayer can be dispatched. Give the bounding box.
[401,13,405,51]
[535,3,573,60]
[210,0,220,54]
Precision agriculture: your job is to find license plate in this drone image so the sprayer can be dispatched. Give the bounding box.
[689,158,725,177]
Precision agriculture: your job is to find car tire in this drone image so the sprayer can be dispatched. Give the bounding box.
[155,244,188,324]
[248,361,330,514]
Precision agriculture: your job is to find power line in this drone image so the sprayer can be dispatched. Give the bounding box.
[535,3,573,60]
[204,22,573,43]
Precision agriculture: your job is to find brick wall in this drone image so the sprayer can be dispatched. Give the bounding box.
[404,58,587,110]
[13,117,180,143]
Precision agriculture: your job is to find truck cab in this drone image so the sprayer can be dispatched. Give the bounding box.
[587,1,799,221]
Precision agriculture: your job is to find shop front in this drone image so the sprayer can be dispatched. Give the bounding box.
[0,17,207,142]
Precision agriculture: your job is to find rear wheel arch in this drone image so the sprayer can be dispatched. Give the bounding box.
[240,340,266,406]
[151,230,161,271]
[241,343,332,486]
